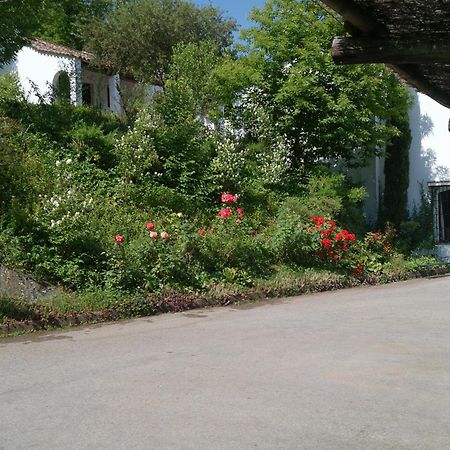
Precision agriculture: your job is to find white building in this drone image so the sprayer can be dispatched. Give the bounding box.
[2,39,126,114]
[345,88,450,258]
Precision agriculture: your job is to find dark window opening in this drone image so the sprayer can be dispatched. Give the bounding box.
[107,86,111,108]
[82,83,92,105]
[439,190,450,242]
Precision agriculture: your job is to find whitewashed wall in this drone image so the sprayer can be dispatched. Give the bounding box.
[408,89,450,211]
[82,68,121,113]
[2,46,122,114]
[13,46,79,104]
[344,89,450,224]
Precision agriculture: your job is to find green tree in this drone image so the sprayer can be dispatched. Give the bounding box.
[213,0,410,167]
[85,0,236,84]
[383,115,411,227]
[0,0,45,65]
[38,0,114,50]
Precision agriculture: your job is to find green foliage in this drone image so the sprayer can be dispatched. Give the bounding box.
[192,216,273,282]
[0,73,24,102]
[0,296,37,322]
[168,41,222,115]
[85,0,236,84]
[0,116,49,214]
[0,2,426,306]
[214,0,410,167]
[271,173,366,266]
[383,116,411,226]
[403,256,446,274]
[0,0,44,65]
[397,187,434,253]
[38,0,114,50]
[116,79,217,206]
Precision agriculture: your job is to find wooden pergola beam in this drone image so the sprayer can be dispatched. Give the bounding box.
[388,64,450,109]
[321,0,450,109]
[320,0,385,35]
[332,37,450,65]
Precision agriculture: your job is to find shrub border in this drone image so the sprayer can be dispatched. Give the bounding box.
[1,266,448,337]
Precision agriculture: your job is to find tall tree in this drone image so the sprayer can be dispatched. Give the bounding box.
[383,116,411,226]
[38,0,114,50]
[85,0,236,84]
[213,0,410,167]
[0,0,45,65]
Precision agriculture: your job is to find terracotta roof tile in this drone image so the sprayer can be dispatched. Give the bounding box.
[31,39,93,62]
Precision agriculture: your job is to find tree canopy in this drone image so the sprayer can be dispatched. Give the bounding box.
[0,0,45,65]
[38,0,114,50]
[213,0,410,167]
[85,0,236,84]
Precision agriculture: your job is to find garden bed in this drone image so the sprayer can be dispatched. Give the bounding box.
[1,264,447,337]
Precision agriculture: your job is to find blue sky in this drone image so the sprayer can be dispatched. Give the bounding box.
[194,0,267,31]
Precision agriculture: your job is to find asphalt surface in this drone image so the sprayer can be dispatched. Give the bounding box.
[1,276,450,450]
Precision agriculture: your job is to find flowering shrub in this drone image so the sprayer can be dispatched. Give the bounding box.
[307,216,363,276]
[191,193,272,282]
[108,212,206,293]
[363,224,395,262]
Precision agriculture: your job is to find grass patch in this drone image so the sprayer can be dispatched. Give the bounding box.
[1,259,448,337]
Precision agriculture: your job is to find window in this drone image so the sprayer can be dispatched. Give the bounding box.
[439,190,450,242]
[82,83,93,106]
[428,182,450,243]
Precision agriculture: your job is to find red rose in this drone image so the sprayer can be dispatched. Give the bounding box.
[115,235,124,243]
[321,238,332,249]
[146,222,155,230]
[198,229,206,236]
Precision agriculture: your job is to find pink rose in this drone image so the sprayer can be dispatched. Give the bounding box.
[160,231,169,240]
[220,193,238,203]
[149,231,158,239]
[236,207,244,218]
[198,229,206,236]
[218,207,232,218]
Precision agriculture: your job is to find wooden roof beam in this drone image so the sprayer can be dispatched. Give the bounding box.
[320,0,386,35]
[321,0,450,108]
[389,64,450,109]
[332,37,450,65]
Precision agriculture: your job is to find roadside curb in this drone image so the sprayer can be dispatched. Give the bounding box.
[1,267,448,337]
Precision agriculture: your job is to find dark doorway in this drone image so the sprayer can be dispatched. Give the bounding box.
[54,71,71,102]
[82,83,93,106]
[439,190,450,242]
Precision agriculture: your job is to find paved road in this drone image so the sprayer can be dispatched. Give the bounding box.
[1,277,450,450]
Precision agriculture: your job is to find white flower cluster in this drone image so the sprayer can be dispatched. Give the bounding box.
[55,158,73,167]
[210,132,247,187]
[35,189,94,229]
[256,136,293,185]
[116,109,158,179]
